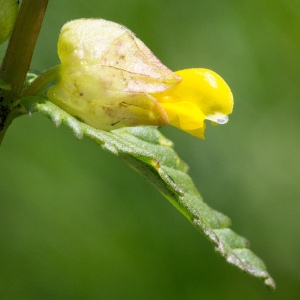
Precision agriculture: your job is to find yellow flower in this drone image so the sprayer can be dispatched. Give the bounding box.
[47,19,233,138]
[151,68,233,138]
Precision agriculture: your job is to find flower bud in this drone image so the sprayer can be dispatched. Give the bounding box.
[0,0,19,44]
[47,18,233,138]
[48,19,181,130]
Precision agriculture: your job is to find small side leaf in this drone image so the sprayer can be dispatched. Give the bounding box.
[0,79,11,91]
[20,96,275,289]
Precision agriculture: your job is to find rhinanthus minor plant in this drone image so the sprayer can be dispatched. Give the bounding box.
[0,0,275,289]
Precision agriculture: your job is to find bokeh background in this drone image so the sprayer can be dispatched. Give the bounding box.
[1,0,300,299]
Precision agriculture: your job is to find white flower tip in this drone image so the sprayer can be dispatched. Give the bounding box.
[206,112,229,125]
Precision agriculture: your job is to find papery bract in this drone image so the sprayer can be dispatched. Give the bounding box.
[47,18,181,130]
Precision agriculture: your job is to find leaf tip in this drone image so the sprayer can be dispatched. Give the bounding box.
[264,277,276,290]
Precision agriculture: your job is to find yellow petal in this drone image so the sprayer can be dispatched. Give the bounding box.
[151,68,233,138]
[159,101,205,130]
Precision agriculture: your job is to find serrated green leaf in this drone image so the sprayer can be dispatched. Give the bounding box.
[19,96,275,289]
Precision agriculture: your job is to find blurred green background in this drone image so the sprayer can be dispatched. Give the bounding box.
[1,0,300,299]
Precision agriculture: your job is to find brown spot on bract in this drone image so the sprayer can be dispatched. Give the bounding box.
[110,120,120,126]
[151,159,161,169]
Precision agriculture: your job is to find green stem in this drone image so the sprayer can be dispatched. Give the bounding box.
[0,0,49,102]
[0,0,49,144]
[0,107,24,146]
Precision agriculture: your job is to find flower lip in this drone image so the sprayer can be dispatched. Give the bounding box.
[150,68,234,138]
